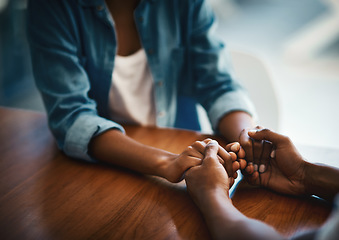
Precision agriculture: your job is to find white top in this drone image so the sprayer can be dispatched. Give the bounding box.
[108,48,156,126]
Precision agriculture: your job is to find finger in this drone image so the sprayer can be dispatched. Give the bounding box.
[258,140,272,174]
[195,140,236,170]
[252,139,263,171]
[225,142,246,159]
[238,159,247,170]
[237,145,246,159]
[217,155,224,165]
[186,145,204,160]
[246,171,260,185]
[239,129,254,165]
[244,162,254,174]
[185,156,203,167]
[194,139,232,164]
[225,142,240,152]
[191,140,207,154]
[232,161,240,172]
[229,152,237,162]
[248,128,289,146]
[222,152,233,179]
[202,138,213,144]
[217,145,233,164]
[180,155,204,181]
[203,140,220,165]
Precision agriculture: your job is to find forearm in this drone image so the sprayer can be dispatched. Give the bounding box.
[304,162,339,201]
[198,189,282,240]
[218,111,255,142]
[88,129,175,180]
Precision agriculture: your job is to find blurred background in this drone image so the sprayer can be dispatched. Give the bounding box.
[1,0,338,149]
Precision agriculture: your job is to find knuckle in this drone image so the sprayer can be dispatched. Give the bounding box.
[261,128,271,133]
[190,142,200,150]
[282,135,291,143]
[186,146,194,152]
[205,144,214,150]
[206,142,219,150]
[192,140,203,148]
[183,146,194,155]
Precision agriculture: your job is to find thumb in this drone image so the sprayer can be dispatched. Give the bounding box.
[248,128,285,145]
[203,140,220,165]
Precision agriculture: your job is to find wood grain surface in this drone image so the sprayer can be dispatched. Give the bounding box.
[0,107,335,239]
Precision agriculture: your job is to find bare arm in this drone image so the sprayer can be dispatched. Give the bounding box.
[185,141,283,240]
[198,189,283,240]
[304,162,339,202]
[217,111,254,142]
[88,129,238,184]
[88,129,202,183]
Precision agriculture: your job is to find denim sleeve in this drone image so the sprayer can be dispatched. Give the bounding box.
[64,114,125,162]
[27,0,124,162]
[190,0,256,130]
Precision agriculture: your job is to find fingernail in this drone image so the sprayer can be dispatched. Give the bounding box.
[248,130,256,134]
[259,164,266,173]
[270,150,276,158]
[253,164,258,172]
[230,143,239,152]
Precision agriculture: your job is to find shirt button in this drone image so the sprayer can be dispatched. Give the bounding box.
[96,5,104,11]
[158,111,166,118]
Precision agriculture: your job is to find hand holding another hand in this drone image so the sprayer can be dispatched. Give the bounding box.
[185,140,232,208]
[245,128,307,196]
[165,139,239,185]
[238,127,273,175]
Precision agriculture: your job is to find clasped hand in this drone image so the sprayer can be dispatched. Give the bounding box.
[167,139,240,186]
[185,128,308,199]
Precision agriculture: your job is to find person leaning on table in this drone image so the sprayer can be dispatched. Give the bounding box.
[185,128,339,240]
[27,0,270,181]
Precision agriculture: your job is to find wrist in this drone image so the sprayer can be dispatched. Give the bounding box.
[303,161,318,197]
[303,162,339,200]
[196,187,231,213]
[157,152,180,182]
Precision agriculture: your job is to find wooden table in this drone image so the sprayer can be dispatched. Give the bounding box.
[0,107,337,239]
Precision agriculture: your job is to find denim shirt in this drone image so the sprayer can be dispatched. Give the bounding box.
[27,0,255,162]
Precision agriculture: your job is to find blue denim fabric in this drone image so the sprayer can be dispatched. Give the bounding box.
[27,0,255,161]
